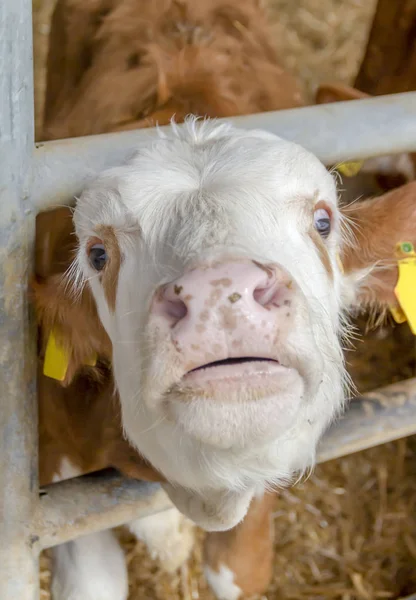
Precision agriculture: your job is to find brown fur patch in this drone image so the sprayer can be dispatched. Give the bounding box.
[42,0,305,140]
[38,362,165,486]
[94,225,122,312]
[34,208,112,385]
[35,207,164,485]
[341,181,416,307]
[32,274,112,386]
[308,227,333,279]
[35,207,76,278]
[308,200,333,278]
[204,492,276,596]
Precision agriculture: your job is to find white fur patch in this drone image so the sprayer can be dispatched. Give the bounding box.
[51,457,82,483]
[128,507,194,572]
[162,484,253,531]
[51,530,128,600]
[74,118,347,526]
[204,564,242,600]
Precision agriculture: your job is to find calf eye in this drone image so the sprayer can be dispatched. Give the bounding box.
[314,207,331,238]
[88,244,108,271]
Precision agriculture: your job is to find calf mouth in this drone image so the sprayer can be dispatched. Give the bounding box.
[188,357,279,373]
[183,356,286,385]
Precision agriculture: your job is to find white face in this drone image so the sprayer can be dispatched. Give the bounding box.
[74,119,346,495]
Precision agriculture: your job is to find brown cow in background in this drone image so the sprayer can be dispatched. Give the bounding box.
[43,0,304,140]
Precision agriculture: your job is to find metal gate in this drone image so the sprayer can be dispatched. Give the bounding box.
[1,0,416,597]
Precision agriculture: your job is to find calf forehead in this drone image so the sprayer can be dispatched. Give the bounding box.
[76,123,337,261]
[118,127,335,216]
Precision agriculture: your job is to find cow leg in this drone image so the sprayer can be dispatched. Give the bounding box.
[204,491,276,600]
[50,529,128,600]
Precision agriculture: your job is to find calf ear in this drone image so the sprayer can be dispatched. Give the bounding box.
[340,182,416,310]
[35,206,75,277]
[33,207,111,386]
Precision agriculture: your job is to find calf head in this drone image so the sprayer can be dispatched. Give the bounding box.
[42,120,416,530]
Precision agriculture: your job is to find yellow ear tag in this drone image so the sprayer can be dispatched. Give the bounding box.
[43,329,98,381]
[391,242,416,334]
[84,354,98,368]
[390,305,407,325]
[337,161,364,178]
[44,329,69,381]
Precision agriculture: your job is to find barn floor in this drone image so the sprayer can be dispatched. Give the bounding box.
[33,1,416,598]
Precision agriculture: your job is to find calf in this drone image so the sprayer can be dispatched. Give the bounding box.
[38,0,415,597]
[36,118,416,598]
[68,119,416,526]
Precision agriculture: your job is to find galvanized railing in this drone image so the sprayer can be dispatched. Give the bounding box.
[1,0,416,597]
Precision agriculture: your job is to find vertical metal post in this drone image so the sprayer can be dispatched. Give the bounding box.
[0,0,39,597]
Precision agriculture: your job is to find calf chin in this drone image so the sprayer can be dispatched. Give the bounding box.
[118,366,340,506]
[165,380,304,450]
[162,484,255,532]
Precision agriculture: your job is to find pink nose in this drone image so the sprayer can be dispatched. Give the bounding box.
[151,260,295,366]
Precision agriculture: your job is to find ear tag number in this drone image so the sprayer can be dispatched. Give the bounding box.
[337,161,364,177]
[43,328,97,381]
[391,242,416,334]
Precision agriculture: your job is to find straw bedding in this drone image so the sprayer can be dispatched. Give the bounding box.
[33,1,416,597]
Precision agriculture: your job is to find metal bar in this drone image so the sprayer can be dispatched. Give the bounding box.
[30,378,416,549]
[317,377,416,464]
[31,92,416,212]
[36,470,171,550]
[0,0,39,597]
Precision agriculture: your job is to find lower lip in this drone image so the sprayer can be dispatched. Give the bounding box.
[183,360,288,385]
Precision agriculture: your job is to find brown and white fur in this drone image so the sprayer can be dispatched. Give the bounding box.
[37,1,416,598]
[35,124,416,599]
[35,208,195,599]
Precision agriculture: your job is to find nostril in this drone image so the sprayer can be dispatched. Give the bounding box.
[153,284,188,325]
[253,279,280,307]
[165,298,188,321]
